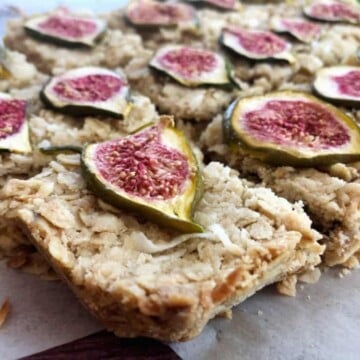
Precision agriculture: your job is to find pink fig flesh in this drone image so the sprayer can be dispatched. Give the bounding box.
[224,27,288,56]
[53,74,125,102]
[206,0,237,10]
[333,70,360,98]
[243,100,350,151]
[305,1,360,23]
[94,124,190,200]
[38,15,98,38]
[277,19,321,42]
[127,1,195,26]
[0,99,26,139]
[158,47,217,80]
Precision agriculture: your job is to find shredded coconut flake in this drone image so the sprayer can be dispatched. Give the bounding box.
[129,223,244,255]
[208,224,244,256]
[129,231,211,254]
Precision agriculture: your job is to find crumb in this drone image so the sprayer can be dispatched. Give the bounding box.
[276,275,297,297]
[306,295,311,301]
[218,309,232,319]
[338,268,351,278]
[298,268,321,284]
[257,310,263,316]
[0,299,10,328]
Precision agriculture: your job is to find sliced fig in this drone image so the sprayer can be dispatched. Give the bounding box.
[221,27,295,63]
[126,0,197,27]
[150,45,231,87]
[41,67,132,117]
[186,0,239,11]
[271,18,322,43]
[224,91,360,166]
[24,13,106,47]
[313,66,360,108]
[0,93,31,153]
[81,116,203,233]
[304,1,360,24]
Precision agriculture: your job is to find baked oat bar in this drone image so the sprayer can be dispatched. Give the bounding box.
[0,154,323,341]
[105,2,299,51]
[104,8,201,50]
[197,4,360,96]
[0,90,158,272]
[201,115,360,267]
[125,52,235,122]
[4,15,148,74]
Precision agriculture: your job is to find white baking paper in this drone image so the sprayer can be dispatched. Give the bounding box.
[0,262,101,359]
[2,259,360,359]
[171,269,360,360]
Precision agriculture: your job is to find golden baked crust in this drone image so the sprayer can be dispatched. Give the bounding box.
[0,155,323,340]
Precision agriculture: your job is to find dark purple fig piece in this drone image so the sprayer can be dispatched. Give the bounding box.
[24,13,106,47]
[304,1,360,24]
[126,0,197,27]
[271,18,322,43]
[221,27,295,63]
[224,91,360,166]
[150,45,231,87]
[186,0,239,10]
[0,93,31,153]
[313,66,360,108]
[81,116,203,233]
[41,67,131,117]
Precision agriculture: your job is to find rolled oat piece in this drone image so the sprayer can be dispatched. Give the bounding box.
[201,114,360,267]
[0,154,323,341]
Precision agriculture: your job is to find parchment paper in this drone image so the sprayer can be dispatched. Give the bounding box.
[171,269,360,360]
[0,262,101,359]
[1,1,360,359]
[2,260,360,360]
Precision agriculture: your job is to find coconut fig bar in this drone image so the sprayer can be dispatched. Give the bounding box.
[4,13,148,74]
[201,112,360,267]
[0,155,323,340]
[0,87,158,271]
[104,0,200,50]
[124,46,235,122]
